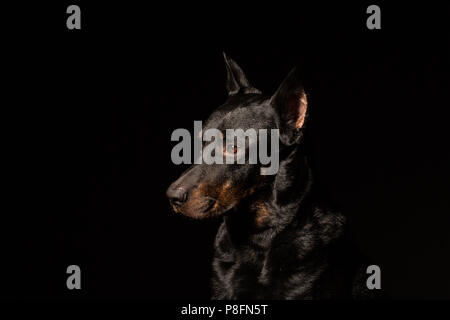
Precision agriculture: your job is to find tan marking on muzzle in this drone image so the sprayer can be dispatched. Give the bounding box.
[209,181,255,214]
[254,202,270,226]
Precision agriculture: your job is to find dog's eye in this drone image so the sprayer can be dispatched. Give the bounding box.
[225,144,239,154]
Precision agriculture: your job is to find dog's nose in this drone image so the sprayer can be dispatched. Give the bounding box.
[166,186,188,205]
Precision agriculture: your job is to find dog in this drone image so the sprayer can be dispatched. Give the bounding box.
[167,54,379,299]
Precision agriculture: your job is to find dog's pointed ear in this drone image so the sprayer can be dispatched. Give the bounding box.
[223,52,261,96]
[270,68,308,145]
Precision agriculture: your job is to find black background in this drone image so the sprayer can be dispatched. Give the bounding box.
[3,2,449,299]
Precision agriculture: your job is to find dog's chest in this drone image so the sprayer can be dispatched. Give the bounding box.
[212,229,321,299]
[213,245,274,299]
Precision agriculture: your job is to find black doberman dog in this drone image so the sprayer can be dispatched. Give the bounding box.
[167,54,379,299]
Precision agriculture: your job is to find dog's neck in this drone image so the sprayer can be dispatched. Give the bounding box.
[266,145,313,228]
[224,144,313,245]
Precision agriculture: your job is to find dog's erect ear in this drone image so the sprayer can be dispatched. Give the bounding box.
[223,52,261,96]
[270,68,308,145]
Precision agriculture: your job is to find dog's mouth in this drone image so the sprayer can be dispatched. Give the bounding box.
[167,180,256,219]
[170,196,218,219]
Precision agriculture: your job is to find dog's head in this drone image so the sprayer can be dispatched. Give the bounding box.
[166,54,308,219]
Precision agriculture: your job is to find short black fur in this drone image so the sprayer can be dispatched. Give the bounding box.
[167,54,381,299]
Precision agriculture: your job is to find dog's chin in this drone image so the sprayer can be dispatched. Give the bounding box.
[172,198,237,220]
